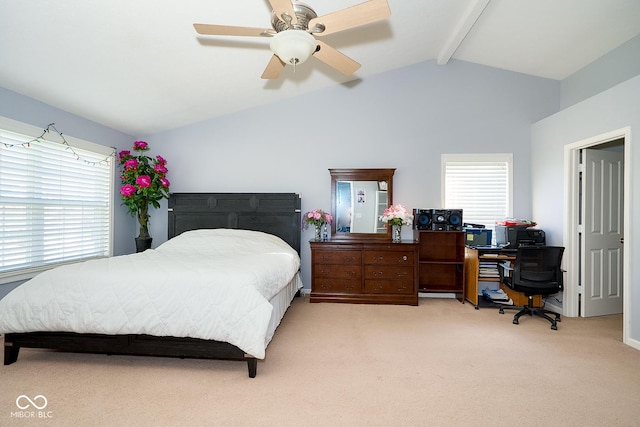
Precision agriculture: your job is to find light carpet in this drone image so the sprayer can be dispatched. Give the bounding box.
[1,296,639,426]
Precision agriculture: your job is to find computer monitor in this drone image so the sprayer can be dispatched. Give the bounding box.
[465,228,492,247]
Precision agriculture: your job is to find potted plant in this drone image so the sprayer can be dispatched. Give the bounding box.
[118,141,170,252]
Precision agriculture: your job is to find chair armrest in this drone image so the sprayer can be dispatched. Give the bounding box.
[499,262,513,271]
[497,261,512,282]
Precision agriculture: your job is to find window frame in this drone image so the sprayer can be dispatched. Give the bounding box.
[0,117,115,284]
[441,153,513,241]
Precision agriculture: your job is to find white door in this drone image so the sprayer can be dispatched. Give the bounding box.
[581,148,624,316]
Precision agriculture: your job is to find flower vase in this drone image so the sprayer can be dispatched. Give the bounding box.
[314,225,322,241]
[392,225,402,243]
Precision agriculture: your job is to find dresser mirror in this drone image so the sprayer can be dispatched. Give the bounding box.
[329,168,395,240]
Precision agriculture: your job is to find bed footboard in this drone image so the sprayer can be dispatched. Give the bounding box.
[3,332,258,378]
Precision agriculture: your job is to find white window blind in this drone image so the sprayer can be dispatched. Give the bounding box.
[442,154,512,240]
[0,122,114,282]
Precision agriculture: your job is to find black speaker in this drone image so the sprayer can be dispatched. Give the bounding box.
[447,209,463,231]
[420,209,464,231]
[415,209,463,231]
[413,209,432,230]
[431,209,448,223]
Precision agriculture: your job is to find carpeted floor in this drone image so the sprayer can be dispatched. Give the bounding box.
[2,296,639,426]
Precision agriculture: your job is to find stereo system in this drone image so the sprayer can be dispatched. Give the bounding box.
[413,208,463,231]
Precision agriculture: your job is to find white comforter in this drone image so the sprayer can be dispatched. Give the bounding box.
[0,229,301,359]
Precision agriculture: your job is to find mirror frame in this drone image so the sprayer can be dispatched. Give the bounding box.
[329,168,395,241]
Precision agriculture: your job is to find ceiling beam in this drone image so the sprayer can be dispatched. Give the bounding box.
[437,0,491,65]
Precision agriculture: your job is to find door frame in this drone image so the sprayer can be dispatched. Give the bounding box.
[563,126,631,345]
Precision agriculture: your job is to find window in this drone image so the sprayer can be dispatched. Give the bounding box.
[442,153,512,242]
[0,118,114,283]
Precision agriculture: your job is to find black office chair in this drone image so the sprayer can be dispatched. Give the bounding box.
[498,246,564,330]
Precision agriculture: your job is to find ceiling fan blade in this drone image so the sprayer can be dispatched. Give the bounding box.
[268,0,298,26]
[308,0,390,37]
[261,54,286,79]
[193,23,274,37]
[313,40,361,75]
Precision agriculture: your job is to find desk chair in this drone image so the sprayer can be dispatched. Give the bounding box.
[498,246,564,330]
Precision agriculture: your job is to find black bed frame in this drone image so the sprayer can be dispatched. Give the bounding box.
[3,193,302,378]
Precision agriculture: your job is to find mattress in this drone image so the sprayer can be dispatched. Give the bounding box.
[265,272,303,346]
[0,229,301,359]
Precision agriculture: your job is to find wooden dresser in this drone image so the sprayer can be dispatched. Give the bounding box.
[309,239,419,305]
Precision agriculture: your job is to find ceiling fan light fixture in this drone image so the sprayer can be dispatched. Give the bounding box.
[270,30,316,66]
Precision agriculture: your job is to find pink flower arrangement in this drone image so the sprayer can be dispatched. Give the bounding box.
[380,204,413,227]
[118,140,170,240]
[302,209,333,229]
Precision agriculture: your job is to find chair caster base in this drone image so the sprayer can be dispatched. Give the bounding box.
[511,309,560,330]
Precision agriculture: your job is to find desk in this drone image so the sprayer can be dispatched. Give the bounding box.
[464,246,542,309]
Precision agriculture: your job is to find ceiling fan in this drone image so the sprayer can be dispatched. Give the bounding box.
[193,0,391,79]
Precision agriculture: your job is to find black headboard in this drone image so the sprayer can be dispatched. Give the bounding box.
[168,193,302,254]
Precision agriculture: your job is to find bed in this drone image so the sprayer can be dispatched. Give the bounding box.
[1,192,302,377]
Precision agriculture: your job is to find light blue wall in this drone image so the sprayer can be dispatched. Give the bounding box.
[143,59,560,291]
[534,35,640,345]
[561,35,640,109]
[531,75,640,344]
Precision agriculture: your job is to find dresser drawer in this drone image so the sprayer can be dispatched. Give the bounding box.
[310,240,418,305]
[364,280,414,294]
[314,264,362,280]
[364,251,414,266]
[314,250,361,265]
[314,279,361,293]
[364,265,413,281]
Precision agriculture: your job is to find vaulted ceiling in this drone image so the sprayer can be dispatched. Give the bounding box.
[1,0,639,135]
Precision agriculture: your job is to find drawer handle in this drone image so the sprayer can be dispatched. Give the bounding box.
[395,272,408,278]
[373,271,383,277]
[344,256,356,262]
[397,285,408,291]
[402,255,407,261]
[345,270,357,277]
